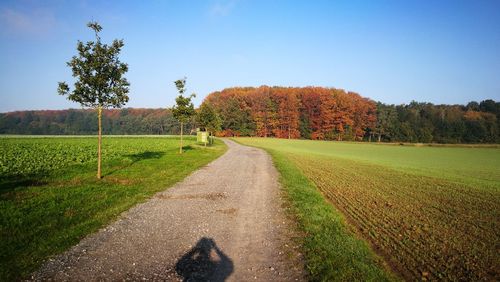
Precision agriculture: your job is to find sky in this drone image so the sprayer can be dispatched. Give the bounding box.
[0,0,499,112]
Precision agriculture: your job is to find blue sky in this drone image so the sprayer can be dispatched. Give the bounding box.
[1,0,499,112]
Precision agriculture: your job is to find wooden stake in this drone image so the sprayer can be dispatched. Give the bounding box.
[97,105,102,179]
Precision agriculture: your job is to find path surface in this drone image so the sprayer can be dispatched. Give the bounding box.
[32,139,304,281]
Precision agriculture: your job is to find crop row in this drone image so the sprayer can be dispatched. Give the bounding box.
[0,137,190,177]
[287,153,499,281]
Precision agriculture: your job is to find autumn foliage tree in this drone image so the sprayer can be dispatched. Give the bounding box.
[203,86,498,143]
[58,21,129,179]
[204,86,377,141]
[274,88,300,139]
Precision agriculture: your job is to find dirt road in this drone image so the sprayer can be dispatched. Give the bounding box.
[32,139,304,281]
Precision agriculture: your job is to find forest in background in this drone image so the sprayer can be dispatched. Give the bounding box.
[0,108,194,135]
[204,86,499,143]
[1,86,499,143]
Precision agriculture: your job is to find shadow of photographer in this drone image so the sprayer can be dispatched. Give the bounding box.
[175,237,233,282]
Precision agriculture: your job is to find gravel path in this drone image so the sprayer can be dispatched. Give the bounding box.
[31,139,305,281]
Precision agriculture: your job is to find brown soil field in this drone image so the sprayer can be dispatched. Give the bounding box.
[288,153,500,281]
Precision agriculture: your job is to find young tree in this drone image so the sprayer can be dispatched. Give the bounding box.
[196,102,222,146]
[172,77,196,153]
[58,21,129,179]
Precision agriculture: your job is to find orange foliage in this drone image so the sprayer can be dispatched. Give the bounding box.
[204,86,377,140]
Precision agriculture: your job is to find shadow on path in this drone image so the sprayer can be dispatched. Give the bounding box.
[175,237,233,282]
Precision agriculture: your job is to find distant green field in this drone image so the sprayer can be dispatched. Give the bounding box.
[251,139,500,189]
[0,136,226,280]
[235,137,500,281]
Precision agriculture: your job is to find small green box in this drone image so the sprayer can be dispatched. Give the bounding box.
[197,131,208,143]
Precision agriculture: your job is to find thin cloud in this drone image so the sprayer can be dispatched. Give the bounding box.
[0,7,56,37]
[209,0,238,17]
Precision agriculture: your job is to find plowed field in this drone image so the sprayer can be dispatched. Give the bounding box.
[236,138,500,281]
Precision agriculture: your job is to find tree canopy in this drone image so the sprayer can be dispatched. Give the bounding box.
[172,78,196,124]
[57,21,129,109]
[196,103,221,133]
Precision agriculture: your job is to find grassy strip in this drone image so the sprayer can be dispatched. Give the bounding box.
[0,137,226,280]
[259,147,395,281]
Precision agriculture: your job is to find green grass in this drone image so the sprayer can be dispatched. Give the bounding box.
[0,136,226,281]
[243,139,500,189]
[234,137,500,281]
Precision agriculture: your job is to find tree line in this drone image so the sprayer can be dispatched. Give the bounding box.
[0,108,195,135]
[203,86,500,143]
[2,89,498,144]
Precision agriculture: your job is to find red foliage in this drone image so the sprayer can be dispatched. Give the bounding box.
[203,86,377,140]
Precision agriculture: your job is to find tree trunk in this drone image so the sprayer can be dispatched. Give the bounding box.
[378,133,381,142]
[369,133,372,142]
[97,106,102,179]
[180,122,183,154]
